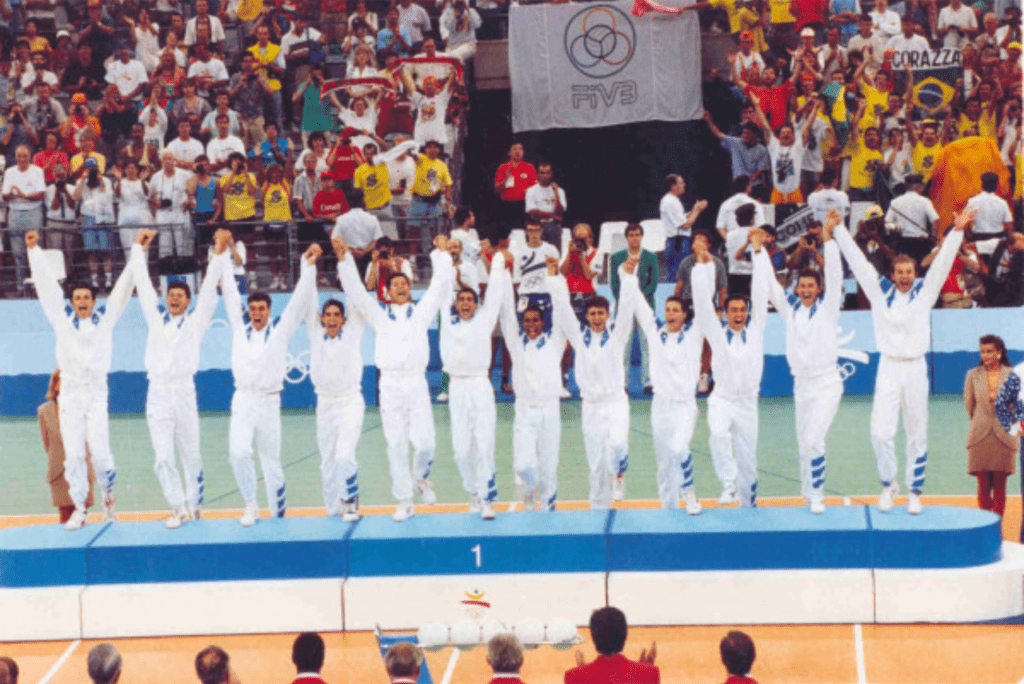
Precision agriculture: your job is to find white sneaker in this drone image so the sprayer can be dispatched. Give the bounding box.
[415,479,437,504]
[165,507,189,529]
[907,491,923,515]
[240,501,258,527]
[809,496,826,515]
[187,503,201,521]
[436,392,449,403]
[342,499,360,522]
[559,386,572,400]
[480,500,496,520]
[65,508,87,531]
[393,500,415,522]
[612,474,626,501]
[682,490,703,515]
[469,494,482,513]
[697,374,710,394]
[878,484,897,513]
[718,483,737,505]
[102,491,116,522]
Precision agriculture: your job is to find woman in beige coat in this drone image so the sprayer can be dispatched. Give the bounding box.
[964,335,1017,516]
[39,370,96,523]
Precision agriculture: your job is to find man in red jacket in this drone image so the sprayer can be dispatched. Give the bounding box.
[564,607,658,684]
[719,630,759,684]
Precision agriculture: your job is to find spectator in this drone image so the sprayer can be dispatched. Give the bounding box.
[0,654,17,684]
[293,65,339,148]
[750,93,816,204]
[188,154,219,240]
[886,15,930,54]
[292,152,325,249]
[87,644,121,684]
[378,7,413,59]
[984,233,1024,306]
[673,229,726,392]
[148,149,194,262]
[113,158,151,258]
[214,152,258,223]
[248,23,285,130]
[20,50,58,102]
[195,646,232,684]
[906,114,951,184]
[291,633,327,684]
[343,23,377,64]
[728,31,765,82]
[882,127,914,187]
[150,52,187,112]
[611,222,657,393]
[207,113,246,177]
[24,81,65,136]
[937,0,978,49]
[183,0,225,52]
[51,31,75,78]
[94,86,135,162]
[105,44,148,104]
[354,141,394,221]
[348,0,379,34]
[450,206,481,264]
[163,28,189,68]
[387,134,417,226]
[44,161,76,255]
[923,225,987,308]
[33,130,67,182]
[313,171,350,224]
[0,101,39,168]
[884,174,939,261]
[60,43,105,101]
[74,156,116,288]
[326,127,366,191]
[409,139,453,253]
[365,235,414,300]
[120,122,159,179]
[2,144,45,293]
[441,0,481,63]
[478,231,515,393]
[397,0,430,53]
[339,95,383,153]
[869,0,900,39]
[186,44,229,100]
[486,634,524,684]
[719,630,758,684]
[407,74,455,155]
[228,53,273,149]
[170,78,213,140]
[449,236,478,293]
[786,218,826,277]
[660,173,707,282]
[967,172,1015,241]
[200,90,241,141]
[125,8,161,73]
[295,131,331,178]
[725,203,763,295]
[716,176,765,265]
[806,168,850,223]
[965,335,1016,519]
[846,103,883,202]
[331,190,383,275]
[78,0,117,64]
[797,98,833,198]
[22,19,49,55]
[565,606,658,684]
[166,118,205,171]
[559,222,601,394]
[281,16,327,126]
[848,15,886,76]
[251,120,293,180]
[703,113,770,199]
[383,644,422,684]
[494,141,536,233]
[525,161,567,252]
[262,162,292,290]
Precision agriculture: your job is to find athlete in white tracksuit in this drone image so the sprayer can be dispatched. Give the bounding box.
[758,213,844,513]
[132,232,225,527]
[620,267,706,512]
[498,260,568,511]
[220,244,318,525]
[27,234,135,530]
[692,243,770,508]
[336,236,454,521]
[306,255,368,521]
[834,210,969,513]
[440,252,508,519]
[549,269,635,510]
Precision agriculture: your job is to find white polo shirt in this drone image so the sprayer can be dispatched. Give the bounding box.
[659,192,687,238]
[966,191,1013,238]
[885,191,939,239]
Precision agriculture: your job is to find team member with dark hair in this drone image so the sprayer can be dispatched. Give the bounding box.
[719,630,758,683]
[195,646,231,684]
[218,235,320,527]
[565,607,658,684]
[966,335,1016,517]
[692,229,771,508]
[758,210,845,514]
[291,632,327,684]
[0,656,17,684]
[87,644,121,684]
[132,229,229,528]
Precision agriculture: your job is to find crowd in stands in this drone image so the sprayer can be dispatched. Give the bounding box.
[0,0,478,295]
[0,608,764,684]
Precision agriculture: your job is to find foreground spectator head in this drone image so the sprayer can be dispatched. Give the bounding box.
[720,630,756,677]
[486,634,524,674]
[383,643,423,681]
[588,606,628,656]
[292,633,325,674]
[87,644,122,684]
[195,646,230,684]
[0,657,18,684]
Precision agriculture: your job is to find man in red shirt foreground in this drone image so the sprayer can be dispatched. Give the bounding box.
[564,607,658,684]
[290,633,328,684]
[720,630,759,684]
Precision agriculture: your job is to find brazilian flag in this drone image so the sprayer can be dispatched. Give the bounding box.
[912,75,957,113]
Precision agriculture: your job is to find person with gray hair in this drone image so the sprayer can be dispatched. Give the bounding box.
[87,644,122,684]
[486,634,524,683]
[0,656,19,684]
[383,642,422,682]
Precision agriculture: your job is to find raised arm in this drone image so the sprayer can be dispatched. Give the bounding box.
[753,247,788,312]
[690,258,726,350]
[334,238,381,326]
[130,230,162,328]
[277,245,321,339]
[497,261,523,363]
[477,251,507,330]
[832,220,884,305]
[609,264,637,352]
[920,210,970,305]
[547,265,582,349]
[821,210,844,313]
[412,236,455,327]
[100,250,137,328]
[748,230,771,335]
[191,229,230,332]
[220,234,246,331]
[622,268,657,343]
[25,232,68,329]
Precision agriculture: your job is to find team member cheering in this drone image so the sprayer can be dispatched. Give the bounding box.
[132,228,229,529]
[218,236,320,527]
[691,231,770,508]
[498,257,570,512]
[336,234,454,522]
[757,210,844,514]
[309,240,371,522]
[550,261,636,510]
[620,259,706,513]
[834,209,975,514]
[439,250,510,520]
[25,230,136,530]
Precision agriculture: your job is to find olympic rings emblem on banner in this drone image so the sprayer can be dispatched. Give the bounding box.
[564,5,636,79]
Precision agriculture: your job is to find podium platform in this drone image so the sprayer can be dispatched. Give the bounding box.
[1,506,1021,641]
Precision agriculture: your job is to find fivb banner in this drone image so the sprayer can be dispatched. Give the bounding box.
[508,1,703,132]
[890,47,963,113]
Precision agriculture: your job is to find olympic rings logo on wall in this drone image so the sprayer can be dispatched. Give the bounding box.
[564,5,636,79]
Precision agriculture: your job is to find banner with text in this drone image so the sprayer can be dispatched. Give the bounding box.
[890,47,962,114]
[508,1,703,132]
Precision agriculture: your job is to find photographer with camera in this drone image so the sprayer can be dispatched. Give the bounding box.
[73,156,116,289]
[228,53,273,150]
[364,235,414,302]
[440,0,481,63]
[293,64,340,148]
[25,82,66,139]
[43,160,76,259]
[937,0,978,49]
[149,149,194,263]
[0,101,39,168]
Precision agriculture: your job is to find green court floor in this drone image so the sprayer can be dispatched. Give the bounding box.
[0,395,1014,515]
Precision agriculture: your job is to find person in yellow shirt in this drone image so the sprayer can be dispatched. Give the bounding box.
[261,162,292,290]
[737,4,769,53]
[957,97,998,140]
[248,24,285,130]
[410,139,453,253]
[69,133,107,179]
[907,110,952,183]
[216,153,258,223]
[848,103,883,201]
[854,61,891,130]
[353,142,393,217]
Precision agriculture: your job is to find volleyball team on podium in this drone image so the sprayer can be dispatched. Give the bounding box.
[24,204,979,530]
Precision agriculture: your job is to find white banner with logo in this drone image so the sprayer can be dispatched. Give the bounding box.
[508,1,703,132]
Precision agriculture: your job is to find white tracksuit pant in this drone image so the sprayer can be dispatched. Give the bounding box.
[229,391,286,516]
[146,383,204,511]
[707,393,759,507]
[581,395,630,509]
[871,355,929,493]
[316,393,366,515]
[60,381,116,508]
[651,396,699,509]
[450,375,498,503]
[379,374,435,502]
[513,400,561,511]
[794,370,844,502]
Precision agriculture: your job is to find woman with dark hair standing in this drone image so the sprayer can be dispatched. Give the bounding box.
[966,334,1017,516]
[38,370,96,523]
